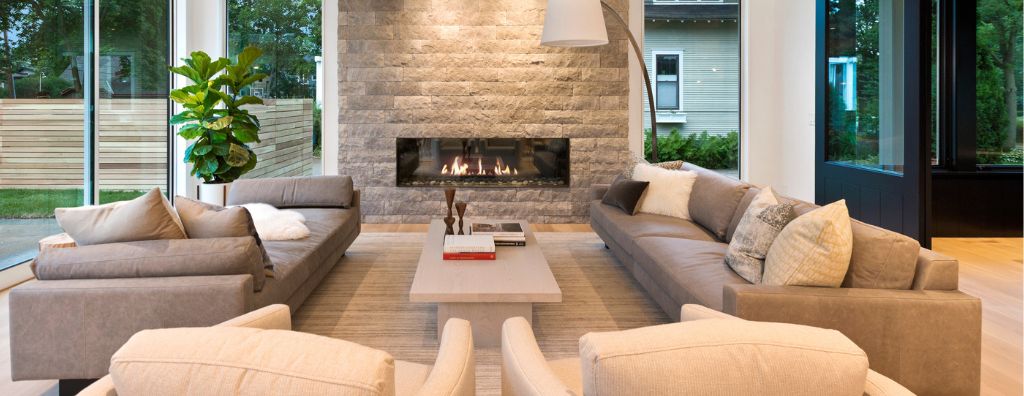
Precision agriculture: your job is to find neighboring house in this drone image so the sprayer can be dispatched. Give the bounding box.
[643,0,740,137]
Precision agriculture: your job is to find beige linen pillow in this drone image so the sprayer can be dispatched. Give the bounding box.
[762,200,854,287]
[631,163,698,220]
[55,188,186,246]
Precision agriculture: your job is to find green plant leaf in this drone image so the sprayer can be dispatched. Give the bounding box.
[225,143,251,167]
[170,112,198,125]
[177,124,205,140]
[203,116,233,130]
[193,142,213,156]
[168,65,201,83]
[235,46,263,71]
[233,127,260,143]
[234,96,264,107]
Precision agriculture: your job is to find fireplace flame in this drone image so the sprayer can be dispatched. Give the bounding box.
[440,156,518,177]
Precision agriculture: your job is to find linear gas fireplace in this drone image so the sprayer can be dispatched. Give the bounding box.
[396,138,570,188]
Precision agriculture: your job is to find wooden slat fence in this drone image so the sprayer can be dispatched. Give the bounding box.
[0,98,314,190]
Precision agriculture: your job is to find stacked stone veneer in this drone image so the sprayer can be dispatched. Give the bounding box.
[339,0,631,223]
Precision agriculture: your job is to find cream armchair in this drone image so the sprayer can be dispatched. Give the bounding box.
[79,304,475,396]
[501,304,913,396]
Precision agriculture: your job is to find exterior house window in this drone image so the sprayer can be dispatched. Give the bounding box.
[654,52,683,110]
[828,56,857,111]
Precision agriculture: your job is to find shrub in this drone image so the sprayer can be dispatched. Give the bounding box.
[643,129,739,170]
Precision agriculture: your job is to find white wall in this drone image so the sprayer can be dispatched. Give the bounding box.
[741,0,816,201]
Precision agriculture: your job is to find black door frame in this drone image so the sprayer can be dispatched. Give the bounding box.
[815,0,933,247]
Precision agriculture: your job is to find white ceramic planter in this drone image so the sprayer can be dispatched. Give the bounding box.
[198,182,232,206]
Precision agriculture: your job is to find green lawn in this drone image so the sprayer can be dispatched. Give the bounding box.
[0,189,147,219]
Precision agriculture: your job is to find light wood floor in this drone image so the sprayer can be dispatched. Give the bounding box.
[0,227,1019,395]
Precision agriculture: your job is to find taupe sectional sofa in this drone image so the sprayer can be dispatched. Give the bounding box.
[9,176,361,383]
[591,163,982,396]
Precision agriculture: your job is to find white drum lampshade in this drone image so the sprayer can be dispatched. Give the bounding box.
[540,0,609,47]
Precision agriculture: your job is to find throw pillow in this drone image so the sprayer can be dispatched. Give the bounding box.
[601,175,650,215]
[55,188,186,246]
[175,197,273,271]
[623,154,684,177]
[631,163,698,220]
[843,220,921,289]
[762,200,854,287]
[725,203,797,283]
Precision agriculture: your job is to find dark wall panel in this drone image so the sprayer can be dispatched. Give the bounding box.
[931,171,1023,237]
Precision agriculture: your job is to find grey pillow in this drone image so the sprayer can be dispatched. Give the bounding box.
[682,163,751,240]
[55,188,186,246]
[227,176,354,208]
[175,197,273,271]
[33,237,266,291]
[602,175,650,215]
[725,203,796,283]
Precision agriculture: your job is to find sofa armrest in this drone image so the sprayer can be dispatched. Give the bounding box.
[590,184,610,201]
[416,318,475,396]
[501,317,575,396]
[723,284,981,396]
[10,275,253,381]
[912,248,959,290]
[865,369,915,396]
[216,304,291,330]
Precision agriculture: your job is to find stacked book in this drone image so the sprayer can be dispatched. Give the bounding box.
[470,221,526,246]
[442,235,496,260]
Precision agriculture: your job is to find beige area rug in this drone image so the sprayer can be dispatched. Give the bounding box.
[293,232,671,395]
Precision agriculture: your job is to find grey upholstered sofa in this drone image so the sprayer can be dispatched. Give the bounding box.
[590,163,982,396]
[9,176,361,385]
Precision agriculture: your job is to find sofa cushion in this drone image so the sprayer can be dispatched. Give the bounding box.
[764,200,853,287]
[591,202,718,256]
[725,203,797,283]
[255,208,360,307]
[110,327,396,396]
[632,237,749,310]
[631,164,698,220]
[601,174,649,215]
[175,196,273,270]
[55,188,186,246]
[844,220,920,289]
[682,163,751,240]
[227,175,355,208]
[579,319,869,396]
[33,237,266,291]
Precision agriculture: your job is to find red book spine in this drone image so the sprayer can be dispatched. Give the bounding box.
[442,252,496,260]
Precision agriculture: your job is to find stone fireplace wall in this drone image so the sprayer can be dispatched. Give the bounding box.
[338,0,631,223]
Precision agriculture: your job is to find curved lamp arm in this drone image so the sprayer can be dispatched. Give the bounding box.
[600,1,659,162]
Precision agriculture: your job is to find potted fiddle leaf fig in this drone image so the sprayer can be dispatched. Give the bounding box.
[168,46,267,204]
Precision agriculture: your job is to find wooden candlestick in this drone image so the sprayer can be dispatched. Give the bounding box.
[455,202,467,235]
[444,188,457,235]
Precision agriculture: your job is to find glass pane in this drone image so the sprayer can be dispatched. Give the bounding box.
[98,0,170,203]
[0,1,86,267]
[657,81,679,109]
[643,1,740,177]
[976,0,1023,165]
[931,0,939,165]
[227,0,323,178]
[826,0,905,173]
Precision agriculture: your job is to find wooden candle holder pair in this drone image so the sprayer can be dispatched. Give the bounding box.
[444,188,468,235]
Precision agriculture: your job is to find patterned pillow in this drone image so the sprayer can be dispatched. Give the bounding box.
[623,154,685,177]
[725,203,797,283]
[763,200,854,287]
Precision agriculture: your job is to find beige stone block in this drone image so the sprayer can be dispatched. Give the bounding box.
[365,82,423,96]
[344,95,394,110]
[398,25,459,40]
[394,96,433,109]
[581,68,622,82]
[572,81,628,96]
[347,67,402,82]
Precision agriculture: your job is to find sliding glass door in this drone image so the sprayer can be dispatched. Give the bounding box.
[0,0,171,268]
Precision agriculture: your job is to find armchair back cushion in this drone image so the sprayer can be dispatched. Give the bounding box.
[227,175,354,208]
[110,327,396,396]
[579,319,869,396]
[32,237,267,291]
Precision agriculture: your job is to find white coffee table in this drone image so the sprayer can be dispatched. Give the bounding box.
[409,219,562,346]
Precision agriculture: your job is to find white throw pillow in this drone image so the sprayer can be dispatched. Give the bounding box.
[631,163,698,220]
[762,200,854,287]
[239,203,310,241]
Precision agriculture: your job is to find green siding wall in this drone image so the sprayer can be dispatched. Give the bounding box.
[643,20,740,137]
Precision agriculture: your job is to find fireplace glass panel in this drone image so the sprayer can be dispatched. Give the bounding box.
[396,138,570,187]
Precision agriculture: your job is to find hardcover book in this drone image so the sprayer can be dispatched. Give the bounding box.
[470,221,525,237]
[443,234,496,253]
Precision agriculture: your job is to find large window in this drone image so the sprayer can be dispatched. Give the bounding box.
[228,0,322,178]
[0,0,170,269]
[975,0,1022,166]
[643,0,740,176]
[825,0,905,174]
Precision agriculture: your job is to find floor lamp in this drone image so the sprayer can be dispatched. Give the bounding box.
[540,0,659,162]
